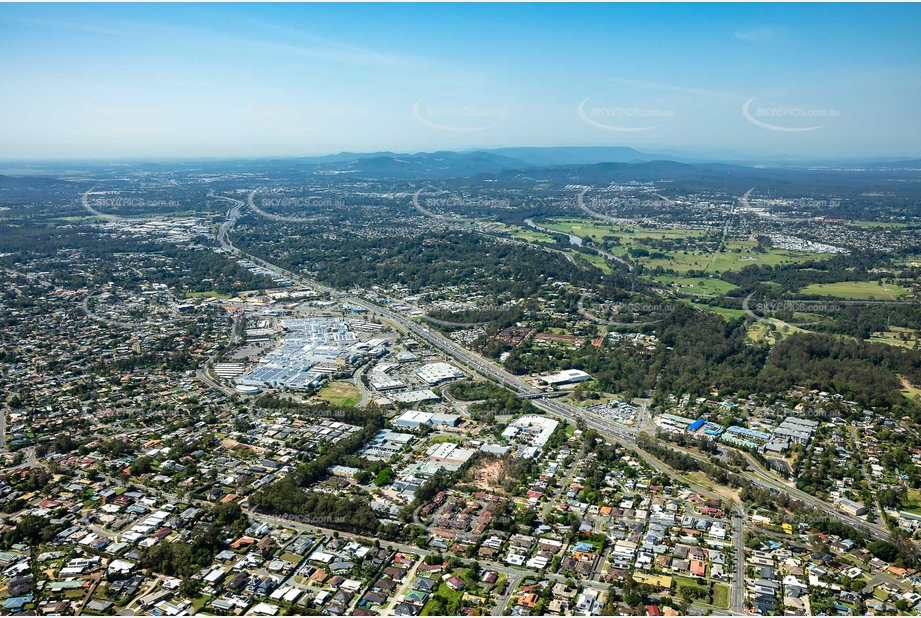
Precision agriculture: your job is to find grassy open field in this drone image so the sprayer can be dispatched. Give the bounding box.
[673,575,709,590]
[655,276,738,296]
[500,218,827,276]
[683,301,748,321]
[487,222,558,244]
[846,220,913,230]
[280,552,303,564]
[642,240,829,274]
[568,250,613,274]
[184,290,232,299]
[902,379,921,403]
[316,381,361,407]
[543,218,707,243]
[800,281,911,300]
[712,583,730,608]
[869,327,919,349]
[422,583,463,616]
[191,595,212,613]
[511,228,558,243]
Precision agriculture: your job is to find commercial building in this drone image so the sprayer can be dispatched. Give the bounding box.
[236,317,365,390]
[390,389,440,404]
[541,369,592,386]
[502,416,559,449]
[427,443,476,465]
[369,371,405,391]
[771,417,819,447]
[416,362,465,385]
[837,498,867,517]
[721,425,771,450]
[359,430,415,460]
[394,410,461,429]
[394,410,431,429]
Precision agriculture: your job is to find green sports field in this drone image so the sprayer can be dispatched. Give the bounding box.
[800,281,911,300]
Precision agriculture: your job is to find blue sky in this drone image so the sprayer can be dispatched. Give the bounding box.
[1,3,919,160]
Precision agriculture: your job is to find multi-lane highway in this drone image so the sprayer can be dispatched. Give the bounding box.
[209,189,899,615]
[223,190,897,536]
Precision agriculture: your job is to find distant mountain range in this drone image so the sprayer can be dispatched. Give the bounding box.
[272,147,921,179]
[2,147,919,183]
[258,147,676,179]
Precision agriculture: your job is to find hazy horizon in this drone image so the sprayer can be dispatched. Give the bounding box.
[2,3,920,160]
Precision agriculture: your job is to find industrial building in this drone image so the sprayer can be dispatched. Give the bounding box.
[368,371,405,391]
[235,317,366,390]
[427,442,476,465]
[359,430,415,461]
[502,416,560,449]
[541,369,592,386]
[393,410,461,429]
[721,425,772,450]
[416,362,465,385]
[390,389,440,404]
[771,417,819,446]
[213,363,246,378]
[655,413,695,433]
[837,498,867,517]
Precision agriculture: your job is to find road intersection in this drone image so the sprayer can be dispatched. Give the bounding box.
[198,189,898,615]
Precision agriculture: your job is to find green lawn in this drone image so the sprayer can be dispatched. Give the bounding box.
[800,281,911,300]
[568,250,613,274]
[712,583,729,608]
[191,595,212,612]
[641,241,828,274]
[490,222,557,244]
[510,228,557,244]
[655,276,738,296]
[183,290,232,299]
[846,220,913,230]
[279,552,303,564]
[902,379,921,402]
[543,218,706,243]
[869,327,919,349]
[316,381,361,407]
[685,302,748,321]
[542,218,624,242]
[674,576,708,590]
[421,583,463,615]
